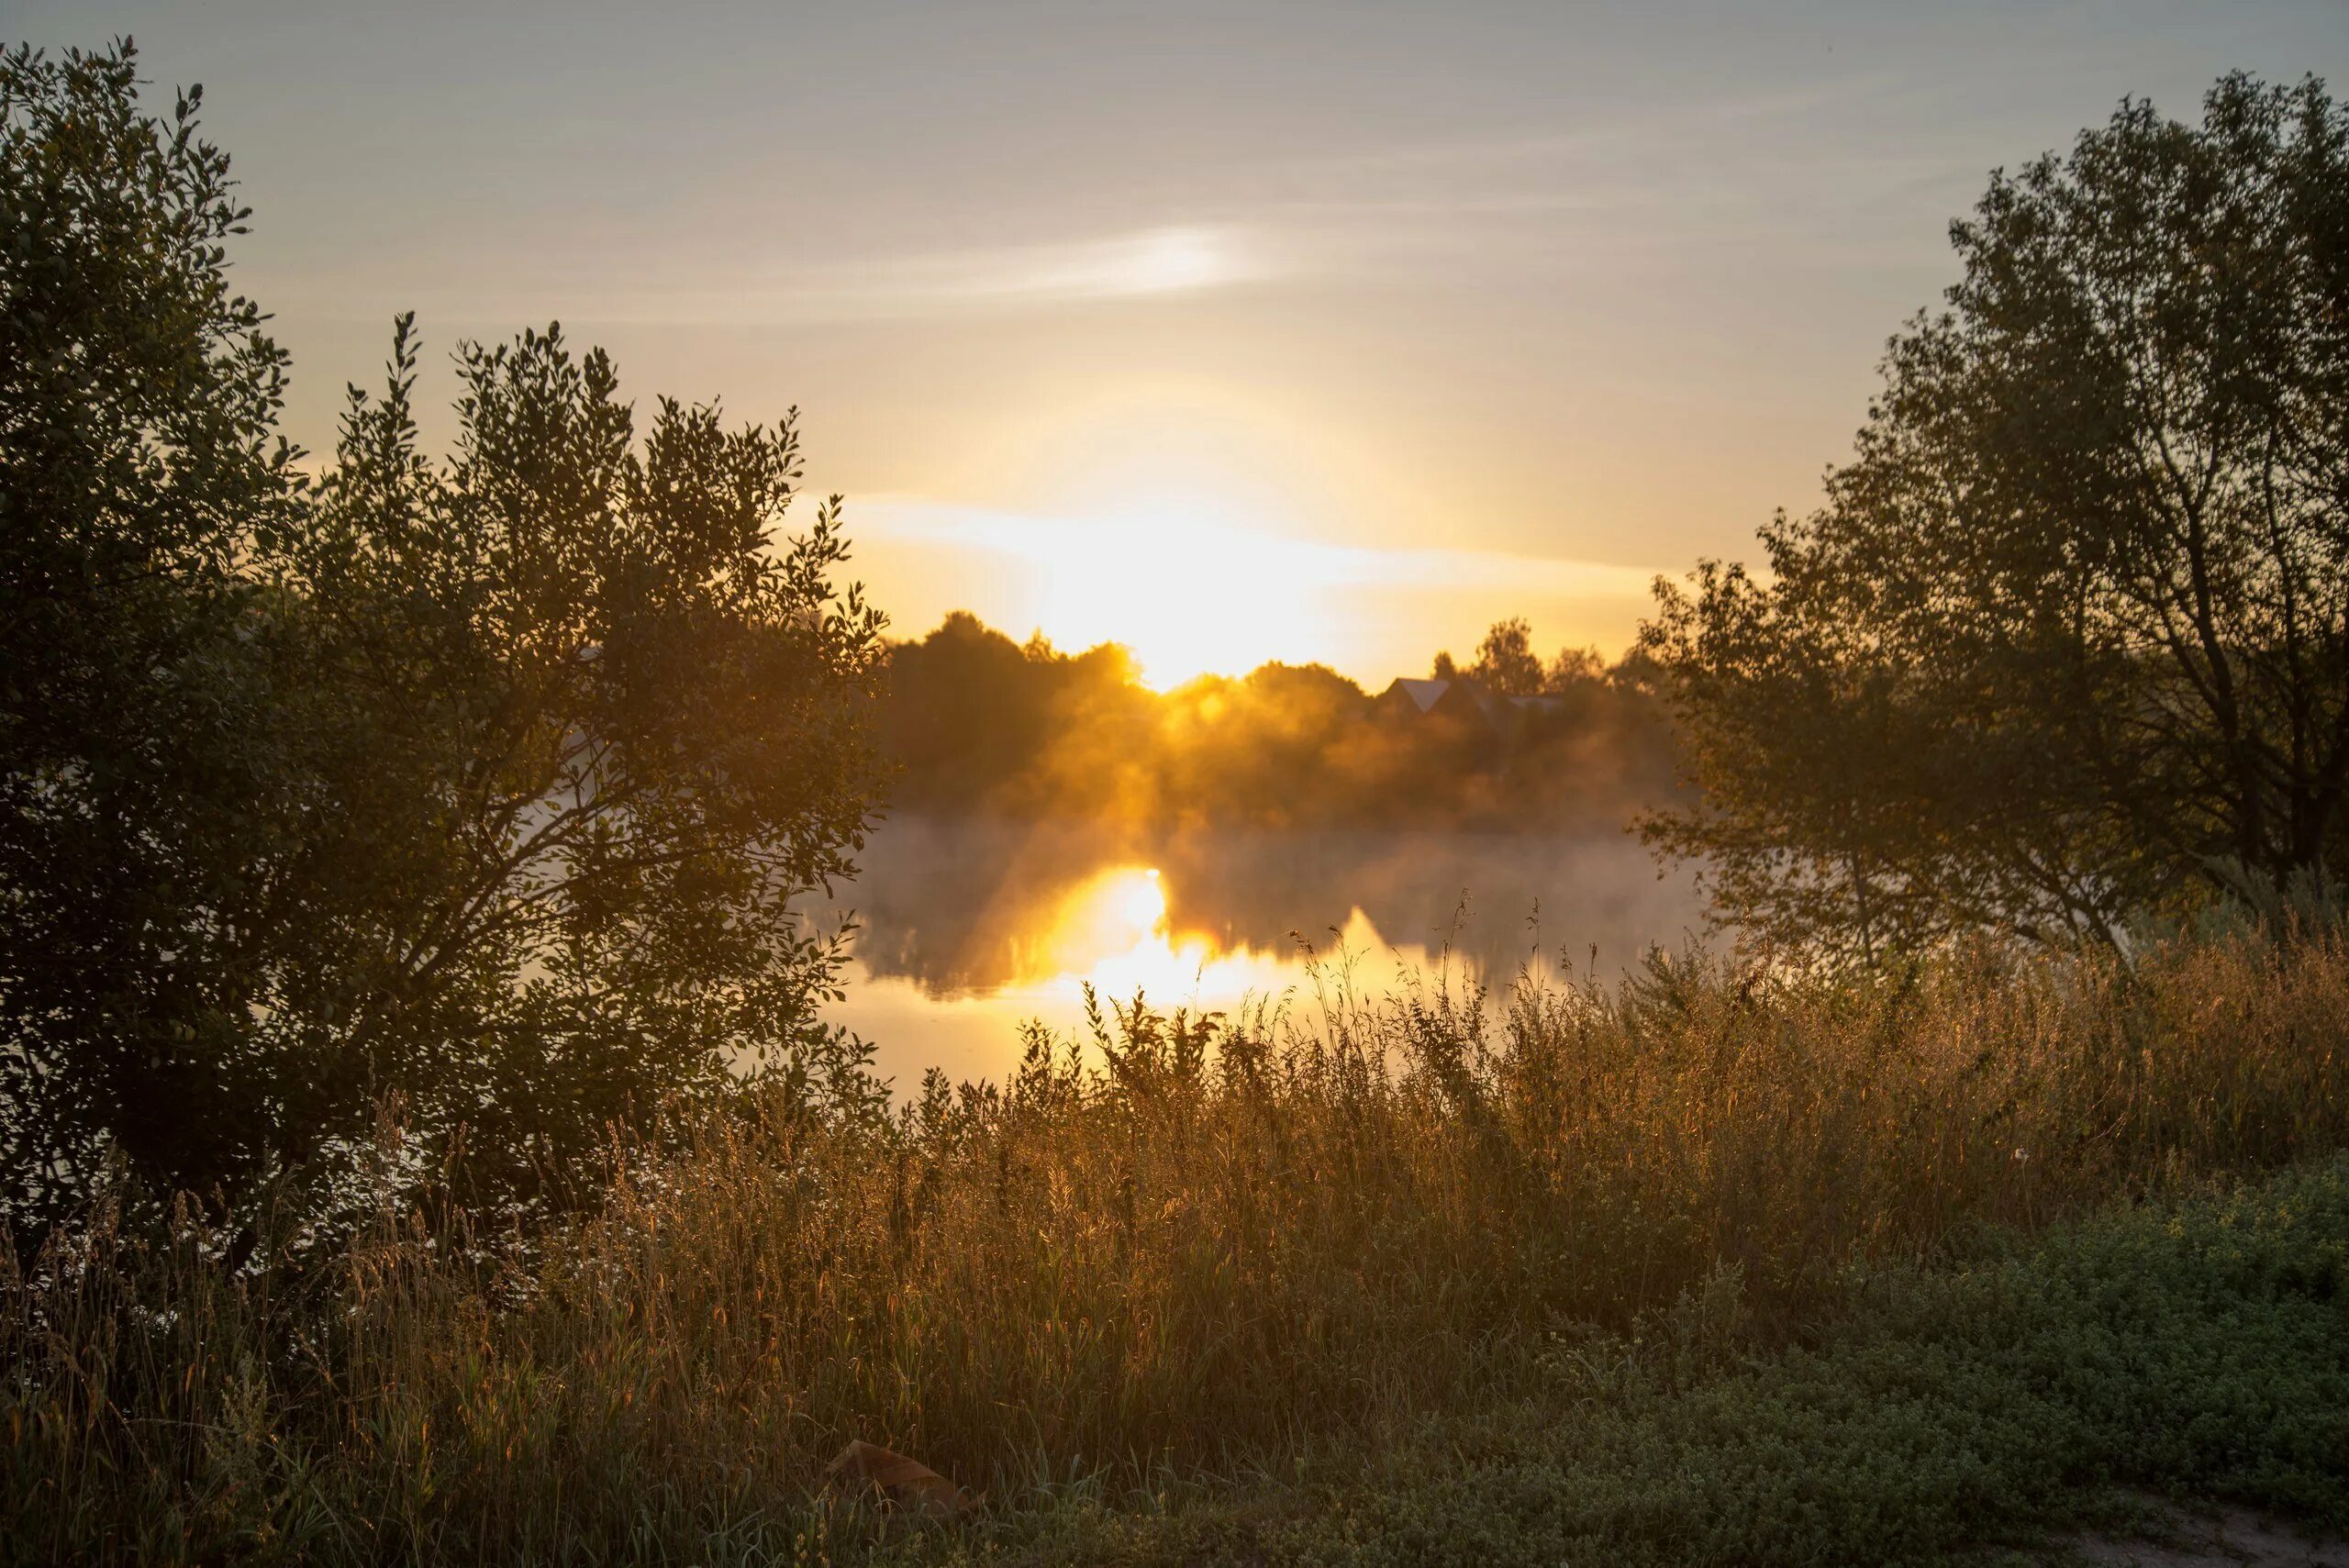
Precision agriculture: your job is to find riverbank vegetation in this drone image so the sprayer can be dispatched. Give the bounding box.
[6,929,2347,1562]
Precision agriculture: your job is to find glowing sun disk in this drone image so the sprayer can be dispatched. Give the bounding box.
[1032,514,1332,688]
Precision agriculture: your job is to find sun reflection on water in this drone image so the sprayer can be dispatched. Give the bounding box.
[1033,864,1300,1006]
[830,862,1417,1091]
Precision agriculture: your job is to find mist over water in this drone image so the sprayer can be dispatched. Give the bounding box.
[815,815,1709,1088]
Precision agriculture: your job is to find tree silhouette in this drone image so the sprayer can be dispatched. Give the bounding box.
[0,45,885,1229]
[1469,617,1545,695]
[1643,73,2349,962]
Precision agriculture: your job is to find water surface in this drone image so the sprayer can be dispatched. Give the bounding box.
[817,817,1708,1089]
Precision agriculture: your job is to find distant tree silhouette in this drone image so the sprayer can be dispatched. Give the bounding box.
[1544,646,1606,695]
[1469,617,1545,695]
[875,611,1679,834]
[879,613,1054,810]
[1642,73,2349,963]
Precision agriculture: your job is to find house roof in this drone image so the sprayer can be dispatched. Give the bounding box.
[1385,677,1452,714]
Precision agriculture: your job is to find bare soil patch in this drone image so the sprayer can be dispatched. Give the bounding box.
[2070,1498,2349,1568]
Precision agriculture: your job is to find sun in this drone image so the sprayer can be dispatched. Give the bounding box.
[1030,504,1334,689]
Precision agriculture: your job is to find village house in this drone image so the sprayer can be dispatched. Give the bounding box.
[1375,678,1564,741]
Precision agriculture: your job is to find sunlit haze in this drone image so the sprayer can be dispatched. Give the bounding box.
[28,0,2344,682]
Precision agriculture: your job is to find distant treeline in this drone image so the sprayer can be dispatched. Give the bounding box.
[874,611,1680,833]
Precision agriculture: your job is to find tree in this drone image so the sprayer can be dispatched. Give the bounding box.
[273,320,888,1214]
[1469,617,1544,695]
[1642,73,2349,962]
[0,44,886,1230]
[1543,645,1606,695]
[0,41,308,1222]
[878,612,1054,810]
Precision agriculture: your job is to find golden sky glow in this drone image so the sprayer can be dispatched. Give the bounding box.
[856,496,1660,688]
[35,0,2342,683]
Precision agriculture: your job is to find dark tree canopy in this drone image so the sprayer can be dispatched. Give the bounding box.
[1642,73,2349,963]
[0,42,885,1231]
[1,40,306,1220]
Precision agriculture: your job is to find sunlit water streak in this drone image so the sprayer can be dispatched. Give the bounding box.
[831,862,1518,1092]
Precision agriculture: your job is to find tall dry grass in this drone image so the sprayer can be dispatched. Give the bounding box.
[6,932,2347,1562]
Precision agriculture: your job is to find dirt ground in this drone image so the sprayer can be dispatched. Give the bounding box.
[2067,1499,2349,1567]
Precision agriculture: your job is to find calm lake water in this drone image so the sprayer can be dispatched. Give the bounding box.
[813,817,1709,1090]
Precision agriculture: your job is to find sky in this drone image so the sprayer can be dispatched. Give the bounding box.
[18,1,2347,685]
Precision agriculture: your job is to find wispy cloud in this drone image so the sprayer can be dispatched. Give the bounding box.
[262,68,1953,336]
[614,225,1273,326]
[260,224,1277,328]
[267,72,1953,332]
[869,226,1265,306]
